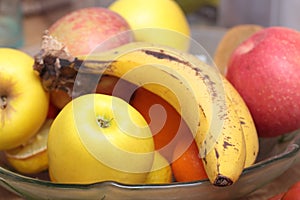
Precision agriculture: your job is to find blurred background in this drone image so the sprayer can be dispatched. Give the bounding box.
[20,0,300,28]
[1,0,300,54]
[0,0,300,199]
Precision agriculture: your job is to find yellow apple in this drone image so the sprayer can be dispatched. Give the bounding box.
[0,48,49,150]
[145,151,172,184]
[5,119,53,174]
[109,0,191,50]
[48,93,155,184]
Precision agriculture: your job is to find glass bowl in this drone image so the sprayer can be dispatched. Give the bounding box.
[14,28,299,200]
[0,130,299,200]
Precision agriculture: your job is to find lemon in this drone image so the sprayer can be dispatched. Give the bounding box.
[109,0,191,50]
[5,119,53,174]
[145,151,173,184]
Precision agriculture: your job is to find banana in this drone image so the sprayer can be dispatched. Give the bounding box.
[196,91,246,186]
[223,79,259,167]
[81,43,247,185]
[34,38,248,186]
[196,77,258,185]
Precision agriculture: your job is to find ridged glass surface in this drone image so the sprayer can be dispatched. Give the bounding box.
[0,130,299,200]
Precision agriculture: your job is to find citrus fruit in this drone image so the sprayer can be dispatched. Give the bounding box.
[109,0,190,50]
[130,87,192,162]
[96,75,193,163]
[50,90,72,110]
[5,119,53,174]
[47,101,60,119]
[145,151,172,184]
[172,140,208,182]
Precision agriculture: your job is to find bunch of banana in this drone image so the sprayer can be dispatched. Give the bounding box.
[33,35,258,186]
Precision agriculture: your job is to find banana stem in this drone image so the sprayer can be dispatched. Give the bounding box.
[33,33,112,98]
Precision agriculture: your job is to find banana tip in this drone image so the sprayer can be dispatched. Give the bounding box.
[213,175,233,187]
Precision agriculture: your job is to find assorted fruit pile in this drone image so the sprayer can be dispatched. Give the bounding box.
[0,0,299,196]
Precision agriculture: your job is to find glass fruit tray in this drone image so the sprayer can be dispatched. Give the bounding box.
[11,27,299,199]
[0,130,299,200]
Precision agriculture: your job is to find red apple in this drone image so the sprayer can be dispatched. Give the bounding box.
[226,27,300,137]
[48,7,133,56]
[268,181,300,200]
[48,7,133,109]
[283,181,300,200]
[268,193,284,200]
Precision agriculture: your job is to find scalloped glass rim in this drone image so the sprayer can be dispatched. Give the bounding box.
[0,132,299,200]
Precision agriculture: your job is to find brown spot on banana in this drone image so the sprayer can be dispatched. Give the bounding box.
[202,157,207,165]
[223,141,233,149]
[214,148,219,159]
[141,49,206,77]
[142,49,191,66]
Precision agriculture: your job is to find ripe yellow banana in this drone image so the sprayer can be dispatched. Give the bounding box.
[194,87,247,185]
[196,77,259,185]
[81,43,247,185]
[34,38,251,186]
[223,79,259,167]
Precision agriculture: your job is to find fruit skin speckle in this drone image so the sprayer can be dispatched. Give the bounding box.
[48,7,133,56]
[226,27,300,137]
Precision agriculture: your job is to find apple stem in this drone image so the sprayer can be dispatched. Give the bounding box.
[97,116,113,128]
[0,96,7,109]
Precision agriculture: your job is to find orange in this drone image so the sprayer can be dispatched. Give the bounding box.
[50,90,72,110]
[96,75,119,95]
[130,86,191,162]
[47,101,60,119]
[96,75,192,162]
[172,140,208,182]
